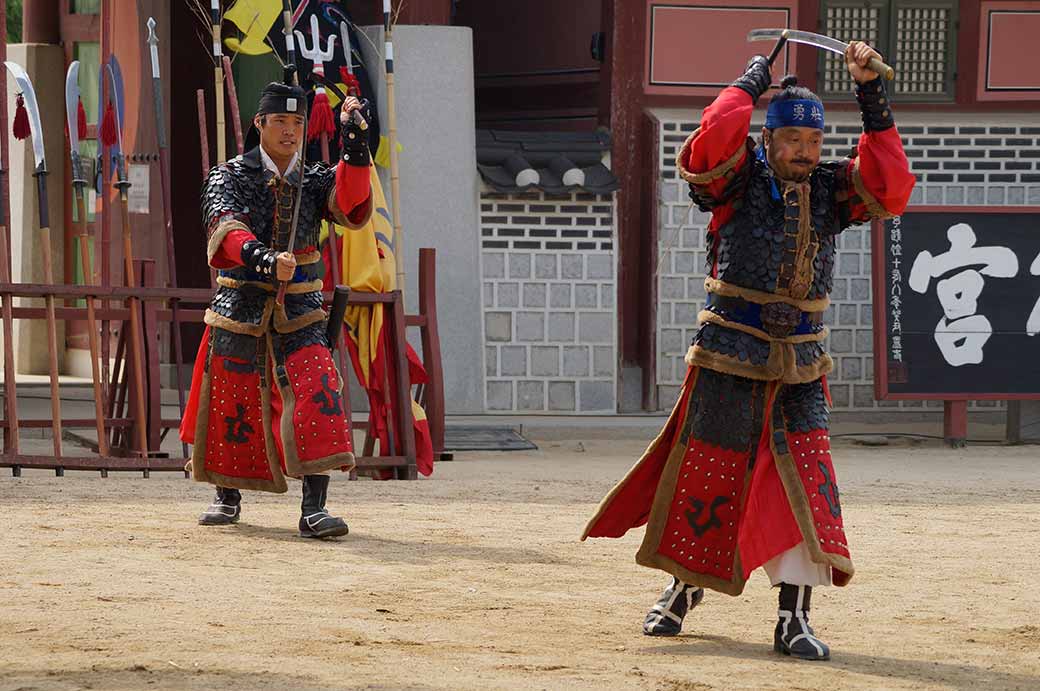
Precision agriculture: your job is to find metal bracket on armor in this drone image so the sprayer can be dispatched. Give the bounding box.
[240,239,279,277]
[341,118,371,167]
[850,157,894,220]
[855,77,895,132]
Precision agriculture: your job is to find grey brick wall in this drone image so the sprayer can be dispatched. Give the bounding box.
[655,112,1040,412]
[481,188,617,412]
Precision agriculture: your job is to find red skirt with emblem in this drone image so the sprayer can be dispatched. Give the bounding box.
[582,366,853,595]
[181,325,355,493]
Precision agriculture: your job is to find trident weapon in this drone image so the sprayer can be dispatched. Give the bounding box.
[66,61,108,456]
[5,61,64,461]
[296,13,337,162]
[106,62,150,457]
[146,18,190,457]
[748,29,895,80]
[275,0,310,307]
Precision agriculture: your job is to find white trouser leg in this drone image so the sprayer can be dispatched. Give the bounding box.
[763,542,832,587]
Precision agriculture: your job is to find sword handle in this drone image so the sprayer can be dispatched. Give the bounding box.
[767,31,789,67]
[867,56,895,81]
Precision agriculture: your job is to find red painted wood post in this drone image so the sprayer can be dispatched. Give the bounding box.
[943,400,968,448]
[417,248,445,459]
[141,261,162,456]
[389,291,417,480]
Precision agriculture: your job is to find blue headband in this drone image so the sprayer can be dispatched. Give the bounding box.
[765,98,825,130]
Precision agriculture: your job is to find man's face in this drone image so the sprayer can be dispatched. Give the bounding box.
[763,125,823,182]
[255,113,305,161]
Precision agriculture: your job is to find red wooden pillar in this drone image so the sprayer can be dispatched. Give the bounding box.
[943,400,968,448]
[608,0,657,411]
[23,0,62,43]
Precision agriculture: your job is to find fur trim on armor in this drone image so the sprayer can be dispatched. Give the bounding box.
[677,129,750,185]
[704,278,830,313]
[328,186,374,230]
[216,276,324,294]
[204,302,275,337]
[207,218,251,267]
[851,157,894,220]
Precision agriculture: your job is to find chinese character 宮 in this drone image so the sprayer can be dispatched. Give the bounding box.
[908,223,1018,366]
[1028,252,1040,337]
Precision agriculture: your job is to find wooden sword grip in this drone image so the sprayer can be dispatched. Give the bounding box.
[868,56,895,81]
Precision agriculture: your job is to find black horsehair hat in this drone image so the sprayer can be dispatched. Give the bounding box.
[256,81,308,118]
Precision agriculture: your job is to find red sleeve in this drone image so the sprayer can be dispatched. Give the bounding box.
[210,228,256,269]
[677,87,754,204]
[849,126,915,219]
[334,162,372,221]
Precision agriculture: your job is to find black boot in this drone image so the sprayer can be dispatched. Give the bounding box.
[643,576,704,636]
[198,487,241,525]
[774,583,830,661]
[298,475,349,539]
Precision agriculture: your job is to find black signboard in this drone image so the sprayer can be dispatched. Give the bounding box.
[872,207,1040,399]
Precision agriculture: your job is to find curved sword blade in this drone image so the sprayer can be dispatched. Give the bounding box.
[108,55,126,157]
[748,28,848,56]
[65,61,82,152]
[105,62,127,184]
[4,61,47,171]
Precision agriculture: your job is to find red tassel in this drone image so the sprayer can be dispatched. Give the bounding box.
[13,94,31,140]
[338,67,361,97]
[308,90,336,142]
[100,101,118,146]
[77,98,88,140]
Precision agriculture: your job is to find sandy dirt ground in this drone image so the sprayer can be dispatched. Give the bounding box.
[1,436,1038,691]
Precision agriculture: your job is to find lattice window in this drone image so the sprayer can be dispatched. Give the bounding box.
[894,5,951,96]
[821,3,884,94]
[818,0,958,101]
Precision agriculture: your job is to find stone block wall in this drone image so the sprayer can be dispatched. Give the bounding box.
[480,189,617,412]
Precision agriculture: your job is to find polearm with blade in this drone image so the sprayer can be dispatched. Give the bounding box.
[106,63,150,457]
[5,61,64,460]
[66,61,108,456]
[211,0,228,164]
[383,0,405,299]
[275,0,309,306]
[146,18,189,457]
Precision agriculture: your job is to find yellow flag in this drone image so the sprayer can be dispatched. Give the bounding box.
[374,135,405,169]
[224,0,281,55]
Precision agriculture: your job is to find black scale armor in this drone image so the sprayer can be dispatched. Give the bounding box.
[199,147,342,365]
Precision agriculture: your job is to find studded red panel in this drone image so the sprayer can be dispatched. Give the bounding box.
[204,356,272,481]
[787,430,849,560]
[284,344,353,464]
[656,440,752,581]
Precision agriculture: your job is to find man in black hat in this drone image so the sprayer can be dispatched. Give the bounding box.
[180,79,373,538]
